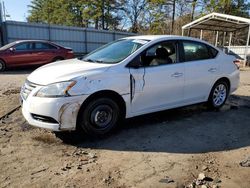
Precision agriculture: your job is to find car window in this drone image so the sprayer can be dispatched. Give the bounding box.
[142,41,177,67]
[34,42,57,50]
[183,41,213,61]
[208,46,218,58]
[15,43,32,51]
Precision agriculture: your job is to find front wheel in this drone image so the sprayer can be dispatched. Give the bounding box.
[0,60,6,71]
[77,98,120,136]
[208,80,229,109]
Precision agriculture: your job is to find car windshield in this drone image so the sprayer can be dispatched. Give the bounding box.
[82,39,149,64]
[0,41,18,51]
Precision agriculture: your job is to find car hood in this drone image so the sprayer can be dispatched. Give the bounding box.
[27,58,112,85]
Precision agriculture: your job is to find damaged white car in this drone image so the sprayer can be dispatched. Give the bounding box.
[20,35,239,135]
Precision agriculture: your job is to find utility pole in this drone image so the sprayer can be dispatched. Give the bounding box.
[1,1,10,21]
[0,1,4,46]
[0,1,3,23]
[2,0,6,21]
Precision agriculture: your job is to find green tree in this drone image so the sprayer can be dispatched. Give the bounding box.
[28,0,123,29]
[201,0,250,17]
[27,0,250,33]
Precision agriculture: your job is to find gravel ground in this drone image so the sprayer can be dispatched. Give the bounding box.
[0,68,250,188]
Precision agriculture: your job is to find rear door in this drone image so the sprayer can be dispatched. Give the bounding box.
[33,42,59,64]
[180,40,219,104]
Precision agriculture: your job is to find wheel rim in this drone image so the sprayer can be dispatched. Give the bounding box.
[90,105,113,128]
[213,84,227,106]
[0,63,3,70]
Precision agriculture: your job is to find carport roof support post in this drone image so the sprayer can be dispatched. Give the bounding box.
[228,32,232,53]
[244,24,250,67]
[215,31,219,47]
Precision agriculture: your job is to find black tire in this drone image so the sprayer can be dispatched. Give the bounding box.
[208,80,229,109]
[77,98,121,136]
[0,60,6,71]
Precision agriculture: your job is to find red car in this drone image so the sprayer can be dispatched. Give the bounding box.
[0,40,74,71]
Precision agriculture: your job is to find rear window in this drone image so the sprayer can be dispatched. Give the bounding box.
[208,46,218,58]
[34,42,57,50]
[183,41,218,62]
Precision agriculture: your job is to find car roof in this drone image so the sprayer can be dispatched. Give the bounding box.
[14,40,53,43]
[125,35,212,45]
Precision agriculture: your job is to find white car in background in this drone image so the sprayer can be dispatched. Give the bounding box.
[20,35,240,135]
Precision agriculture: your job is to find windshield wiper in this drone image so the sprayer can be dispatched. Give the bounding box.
[83,58,109,64]
[95,60,105,63]
[84,58,95,62]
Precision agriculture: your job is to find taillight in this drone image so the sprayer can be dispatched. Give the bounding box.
[233,60,240,69]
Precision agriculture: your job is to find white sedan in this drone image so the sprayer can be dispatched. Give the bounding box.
[20,35,240,135]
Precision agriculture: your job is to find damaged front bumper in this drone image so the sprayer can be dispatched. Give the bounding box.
[21,95,88,131]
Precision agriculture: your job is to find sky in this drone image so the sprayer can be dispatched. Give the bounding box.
[2,0,31,21]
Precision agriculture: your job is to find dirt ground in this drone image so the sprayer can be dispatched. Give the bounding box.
[0,68,250,188]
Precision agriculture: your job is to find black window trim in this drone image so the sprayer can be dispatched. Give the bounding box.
[179,39,219,63]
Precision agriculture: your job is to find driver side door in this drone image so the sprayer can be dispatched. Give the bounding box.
[5,42,36,66]
[129,40,185,115]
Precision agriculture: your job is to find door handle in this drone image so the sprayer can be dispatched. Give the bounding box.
[171,72,183,78]
[208,68,217,72]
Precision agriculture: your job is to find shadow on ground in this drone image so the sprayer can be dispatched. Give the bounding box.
[0,66,37,75]
[56,94,250,154]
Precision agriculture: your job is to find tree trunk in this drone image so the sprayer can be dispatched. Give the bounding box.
[191,0,197,21]
[95,18,99,29]
[101,0,105,29]
[171,0,176,34]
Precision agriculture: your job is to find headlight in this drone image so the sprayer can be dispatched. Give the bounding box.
[35,81,77,98]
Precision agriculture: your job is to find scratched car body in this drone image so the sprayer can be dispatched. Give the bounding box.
[20,35,240,135]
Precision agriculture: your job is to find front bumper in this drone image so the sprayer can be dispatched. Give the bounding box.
[22,103,61,131]
[21,93,88,131]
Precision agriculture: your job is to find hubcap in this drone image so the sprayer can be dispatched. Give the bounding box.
[0,63,3,70]
[213,84,227,106]
[90,105,113,128]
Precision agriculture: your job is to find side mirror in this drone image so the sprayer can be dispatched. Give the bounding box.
[127,55,143,69]
[9,47,15,52]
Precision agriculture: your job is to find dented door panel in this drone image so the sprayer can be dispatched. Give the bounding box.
[130,64,184,115]
[129,68,145,102]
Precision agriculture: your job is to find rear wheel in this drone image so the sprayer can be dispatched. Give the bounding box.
[0,60,6,71]
[208,80,229,109]
[77,98,120,136]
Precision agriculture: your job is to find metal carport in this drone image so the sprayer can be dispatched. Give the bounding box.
[182,12,250,66]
